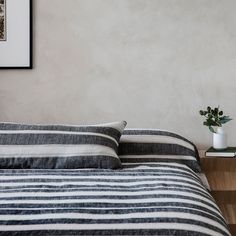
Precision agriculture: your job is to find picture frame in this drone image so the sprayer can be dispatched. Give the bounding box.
[0,0,33,69]
[0,0,6,42]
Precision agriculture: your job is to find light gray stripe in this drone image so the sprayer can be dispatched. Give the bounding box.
[120,135,194,151]
[0,145,118,158]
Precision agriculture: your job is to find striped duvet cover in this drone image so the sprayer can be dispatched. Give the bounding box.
[0,163,230,236]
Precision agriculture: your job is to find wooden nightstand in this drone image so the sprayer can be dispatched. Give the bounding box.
[200,151,236,235]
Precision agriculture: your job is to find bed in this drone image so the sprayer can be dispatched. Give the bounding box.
[0,122,231,236]
[0,163,230,236]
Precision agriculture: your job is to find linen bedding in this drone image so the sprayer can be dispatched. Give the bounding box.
[0,121,127,169]
[119,129,201,172]
[0,163,231,236]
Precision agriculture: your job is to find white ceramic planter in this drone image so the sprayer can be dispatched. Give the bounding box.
[213,127,227,150]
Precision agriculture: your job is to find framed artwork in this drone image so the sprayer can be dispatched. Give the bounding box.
[0,0,33,69]
[0,0,6,41]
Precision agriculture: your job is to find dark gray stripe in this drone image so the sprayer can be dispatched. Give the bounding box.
[0,156,121,169]
[0,218,228,236]
[0,183,209,193]
[0,201,218,210]
[0,188,211,202]
[0,178,201,185]
[0,123,121,142]
[119,129,201,172]
[0,166,194,175]
[118,142,201,172]
[0,210,226,230]
[0,207,225,226]
[122,129,200,161]
[0,229,213,236]
[0,193,213,202]
[119,143,195,157]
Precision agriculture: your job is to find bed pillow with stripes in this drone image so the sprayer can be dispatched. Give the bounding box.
[118,129,201,172]
[0,121,126,169]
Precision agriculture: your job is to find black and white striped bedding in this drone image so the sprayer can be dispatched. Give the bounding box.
[0,163,230,236]
[119,129,201,172]
[0,121,126,169]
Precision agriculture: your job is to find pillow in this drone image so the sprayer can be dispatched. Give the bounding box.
[118,129,201,172]
[0,121,127,169]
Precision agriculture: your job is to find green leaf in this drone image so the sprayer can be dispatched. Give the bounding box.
[208,114,213,119]
[221,119,232,124]
[219,116,232,124]
[221,116,231,119]
[209,126,215,133]
[206,118,217,126]
[214,107,219,115]
[199,110,204,115]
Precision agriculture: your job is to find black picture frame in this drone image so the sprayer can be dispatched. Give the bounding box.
[0,0,33,69]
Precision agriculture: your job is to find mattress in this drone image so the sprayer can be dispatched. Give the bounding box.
[0,163,230,236]
[197,172,210,190]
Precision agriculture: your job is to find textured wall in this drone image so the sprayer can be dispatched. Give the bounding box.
[0,0,236,148]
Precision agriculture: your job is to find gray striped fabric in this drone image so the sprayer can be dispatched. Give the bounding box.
[0,163,230,236]
[118,129,201,172]
[0,121,127,169]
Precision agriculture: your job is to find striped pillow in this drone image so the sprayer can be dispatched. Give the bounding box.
[118,129,201,172]
[0,121,127,169]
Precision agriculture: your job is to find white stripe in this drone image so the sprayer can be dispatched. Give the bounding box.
[0,192,215,211]
[123,163,195,170]
[0,185,209,197]
[122,165,194,172]
[120,154,196,160]
[0,130,118,146]
[0,176,202,186]
[0,167,195,177]
[120,135,194,151]
[96,121,126,132]
[0,167,194,177]
[0,179,203,189]
[0,185,211,197]
[0,212,226,232]
[1,212,212,221]
[0,145,118,158]
[121,165,196,175]
[0,173,198,180]
[122,162,194,166]
[0,198,219,213]
[0,189,211,200]
[1,121,125,132]
[0,162,189,171]
[0,223,226,235]
[0,206,217,211]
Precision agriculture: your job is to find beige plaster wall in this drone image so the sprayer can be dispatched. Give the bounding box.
[0,0,236,148]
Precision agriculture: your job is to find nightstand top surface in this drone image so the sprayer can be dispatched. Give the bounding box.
[199,150,236,159]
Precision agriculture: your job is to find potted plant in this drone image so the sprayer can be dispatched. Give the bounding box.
[199,106,232,149]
